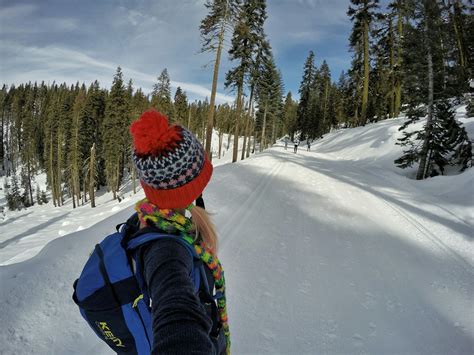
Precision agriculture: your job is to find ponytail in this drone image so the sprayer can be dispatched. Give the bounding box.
[190,205,218,253]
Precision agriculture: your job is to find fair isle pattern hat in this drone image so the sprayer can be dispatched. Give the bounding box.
[130,110,213,209]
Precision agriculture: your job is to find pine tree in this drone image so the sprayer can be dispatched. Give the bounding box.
[296,51,316,139]
[255,51,281,151]
[151,69,174,121]
[395,99,472,176]
[19,83,38,206]
[68,84,86,208]
[242,33,270,160]
[387,0,408,117]
[174,87,188,126]
[103,67,128,199]
[317,61,331,135]
[80,81,106,190]
[89,143,97,207]
[6,173,23,210]
[348,0,380,124]
[200,0,241,159]
[225,0,267,162]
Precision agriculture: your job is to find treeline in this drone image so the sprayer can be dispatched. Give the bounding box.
[293,0,472,179]
[1,67,289,211]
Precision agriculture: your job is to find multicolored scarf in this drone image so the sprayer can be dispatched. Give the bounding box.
[135,198,230,354]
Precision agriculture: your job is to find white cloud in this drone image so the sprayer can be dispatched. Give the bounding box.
[0,41,234,103]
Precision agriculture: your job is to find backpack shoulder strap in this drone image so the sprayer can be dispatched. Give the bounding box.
[126,229,203,293]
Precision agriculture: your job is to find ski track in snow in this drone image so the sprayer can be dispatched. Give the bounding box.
[216,145,473,354]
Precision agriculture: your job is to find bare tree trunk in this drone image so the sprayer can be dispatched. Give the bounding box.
[260,102,268,152]
[241,114,248,160]
[227,125,232,150]
[26,159,33,206]
[416,12,434,180]
[89,143,96,208]
[49,133,56,207]
[394,0,404,117]
[241,85,255,160]
[57,128,63,206]
[361,18,370,124]
[83,173,87,205]
[232,86,243,162]
[450,0,465,68]
[246,118,253,158]
[218,130,223,159]
[271,117,276,147]
[71,175,76,209]
[205,6,228,160]
[252,121,257,153]
[187,108,192,129]
[389,17,395,118]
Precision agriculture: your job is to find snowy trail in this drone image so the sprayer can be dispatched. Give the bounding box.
[1,118,473,354]
[213,147,473,354]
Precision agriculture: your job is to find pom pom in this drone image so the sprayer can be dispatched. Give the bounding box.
[130,110,182,156]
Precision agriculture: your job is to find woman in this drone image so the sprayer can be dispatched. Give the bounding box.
[129,109,229,354]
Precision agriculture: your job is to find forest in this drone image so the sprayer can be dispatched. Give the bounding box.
[1,0,472,211]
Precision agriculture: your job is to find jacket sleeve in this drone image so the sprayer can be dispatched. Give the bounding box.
[140,239,215,354]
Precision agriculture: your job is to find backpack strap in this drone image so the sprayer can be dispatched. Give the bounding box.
[126,230,203,293]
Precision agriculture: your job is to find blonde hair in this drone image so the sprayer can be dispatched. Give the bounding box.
[190,206,218,253]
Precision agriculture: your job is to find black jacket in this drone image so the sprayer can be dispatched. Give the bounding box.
[138,236,217,354]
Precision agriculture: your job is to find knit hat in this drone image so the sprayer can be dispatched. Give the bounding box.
[130,110,213,209]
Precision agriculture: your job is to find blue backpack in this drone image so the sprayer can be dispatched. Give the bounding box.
[72,214,225,354]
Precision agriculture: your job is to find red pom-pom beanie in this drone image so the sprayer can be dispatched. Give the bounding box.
[130,110,213,209]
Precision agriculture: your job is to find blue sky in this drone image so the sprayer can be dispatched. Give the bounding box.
[0,0,386,103]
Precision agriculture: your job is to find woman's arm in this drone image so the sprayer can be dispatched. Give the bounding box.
[141,239,215,354]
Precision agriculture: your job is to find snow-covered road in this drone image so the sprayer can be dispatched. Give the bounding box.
[213,145,473,354]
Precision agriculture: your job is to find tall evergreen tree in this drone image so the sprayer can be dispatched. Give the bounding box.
[225,0,267,162]
[102,67,128,199]
[151,69,174,120]
[348,0,380,124]
[296,51,316,139]
[20,83,37,206]
[173,87,188,126]
[255,51,281,151]
[242,38,270,159]
[200,0,241,159]
[388,0,408,117]
[317,60,332,135]
[68,84,86,208]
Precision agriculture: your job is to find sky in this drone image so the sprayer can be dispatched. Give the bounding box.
[0,0,386,103]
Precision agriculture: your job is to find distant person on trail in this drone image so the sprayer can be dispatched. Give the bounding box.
[284,136,288,150]
[294,139,299,154]
[73,110,228,355]
[307,140,311,151]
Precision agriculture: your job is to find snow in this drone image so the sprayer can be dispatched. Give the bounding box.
[1,112,473,354]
